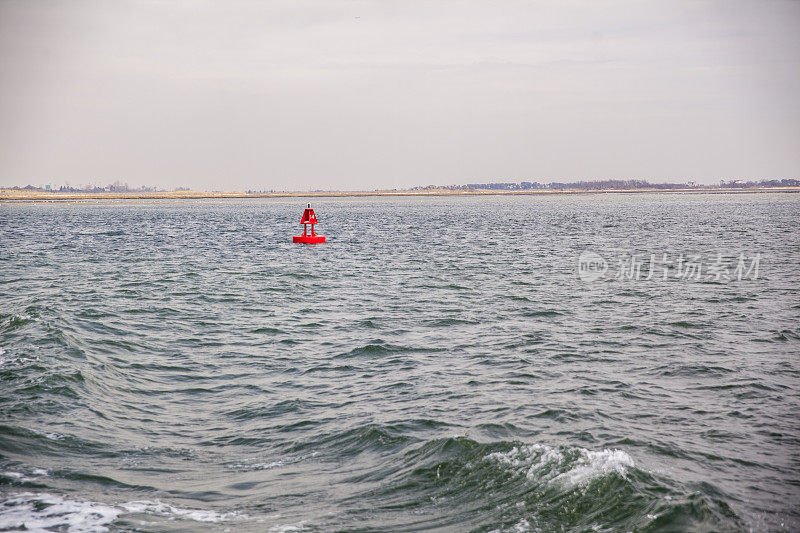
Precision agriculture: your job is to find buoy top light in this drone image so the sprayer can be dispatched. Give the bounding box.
[293,203,326,244]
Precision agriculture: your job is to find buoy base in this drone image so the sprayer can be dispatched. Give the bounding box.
[293,235,326,244]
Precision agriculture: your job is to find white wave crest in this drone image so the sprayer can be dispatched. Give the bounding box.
[228,459,285,471]
[0,492,121,533]
[0,350,39,367]
[1,467,48,483]
[0,493,247,532]
[120,499,247,522]
[553,448,634,487]
[268,520,310,532]
[485,443,634,487]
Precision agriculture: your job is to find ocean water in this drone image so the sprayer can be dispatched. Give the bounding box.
[0,193,798,532]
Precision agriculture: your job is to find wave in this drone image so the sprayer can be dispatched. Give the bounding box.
[420,317,480,327]
[288,423,415,457]
[0,492,121,533]
[484,443,634,489]
[521,309,563,318]
[120,499,246,523]
[195,422,747,530]
[0,467,49,485]
[337,341,448,358]
[226,451,320,472]
[0,312,41,336]
[0,492,247,532]
[330,435,743,531]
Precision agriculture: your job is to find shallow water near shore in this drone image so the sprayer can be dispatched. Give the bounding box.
[1,193,799,532]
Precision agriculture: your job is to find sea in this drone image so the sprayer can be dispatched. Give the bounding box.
[1,193,798,532]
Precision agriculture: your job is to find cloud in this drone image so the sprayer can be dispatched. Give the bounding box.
[1,0,798,189]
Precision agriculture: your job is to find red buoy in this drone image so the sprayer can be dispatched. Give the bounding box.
[293,204,326,244]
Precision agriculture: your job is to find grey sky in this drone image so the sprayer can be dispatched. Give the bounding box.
[1,1,798,190]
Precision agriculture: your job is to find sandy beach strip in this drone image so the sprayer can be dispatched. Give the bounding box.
[2,186,799,201]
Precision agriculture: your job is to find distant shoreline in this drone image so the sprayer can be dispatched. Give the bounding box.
[2,186,799,201]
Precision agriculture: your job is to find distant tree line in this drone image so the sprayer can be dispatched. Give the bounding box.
[452,178,799,191]
[716,179,799,188]
[7,178,799,194]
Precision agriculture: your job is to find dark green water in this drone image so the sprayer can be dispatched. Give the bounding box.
[1,194,798,532]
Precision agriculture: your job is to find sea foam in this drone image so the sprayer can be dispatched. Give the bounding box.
[485,443,634,488]
[0,493,246,532]
[120,499,247,522]
[0,492,121,533]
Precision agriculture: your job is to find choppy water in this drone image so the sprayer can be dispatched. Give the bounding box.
[1,193,799,532]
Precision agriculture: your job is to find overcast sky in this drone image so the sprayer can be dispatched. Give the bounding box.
[1,1,798,190]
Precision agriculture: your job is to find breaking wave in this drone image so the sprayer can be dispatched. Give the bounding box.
[0,493,247,532]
